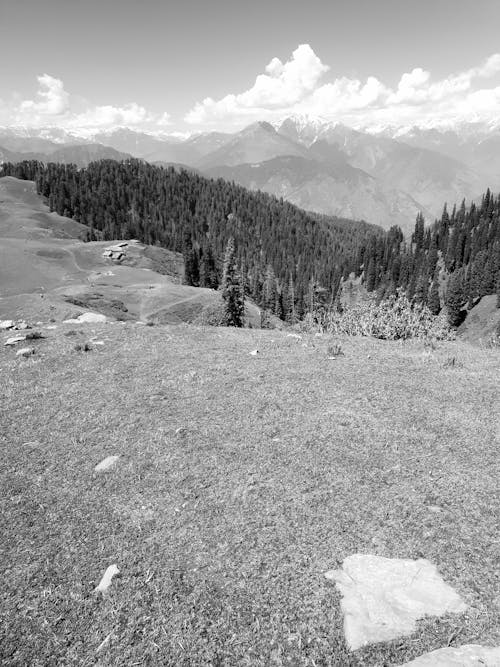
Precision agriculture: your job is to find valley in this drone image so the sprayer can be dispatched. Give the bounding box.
[2,116,499,232]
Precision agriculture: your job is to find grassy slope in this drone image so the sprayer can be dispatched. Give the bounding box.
[0,177,227,324]
[1,323,499,666]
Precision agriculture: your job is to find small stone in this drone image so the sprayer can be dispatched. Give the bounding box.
[287,333,302,339]
[94,455,119,472]
[249,349,259,356]
[4,335,27,346]
[0,320,14,330]
[15,321,30,330]
[94,564,120,593]
[428,505,443,513]
[16,347,35,357]
[399,644,500,666]
[45,325,58,330]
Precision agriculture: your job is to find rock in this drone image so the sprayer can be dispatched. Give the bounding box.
[324,554,467,651]
[399,644,500,666]
[249,349,259,356]
[94,455,119,472]
[16,347,35,357]
[287,333,302,339]
[0,320,14,330]
[15,321,30,330]
[94,564,120,593]
[4,335,27,346]
[45,325,58,330]
[64,312,107,324]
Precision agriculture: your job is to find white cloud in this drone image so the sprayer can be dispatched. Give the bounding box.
[185,45,500,130]
[185,44,329,125]
[1,74,170,134]
[19,74,69,116]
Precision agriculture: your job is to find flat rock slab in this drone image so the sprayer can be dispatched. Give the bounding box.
[325,554,467,651]
[399,644,500,666]
[94,455,119,472]
[64,312,107,324]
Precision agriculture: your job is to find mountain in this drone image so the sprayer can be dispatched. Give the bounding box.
[2,118,496,232]
[277,117,483,217]
[205,154,426,233]
[379,124,500,188]
[197,121,310,169]
[48,144,132,167]
[0,143,131,168]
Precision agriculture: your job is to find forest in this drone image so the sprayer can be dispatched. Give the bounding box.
[1,158,499,324]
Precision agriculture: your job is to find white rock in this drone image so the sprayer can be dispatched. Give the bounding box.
[16,347,35,357]
[287,333,302,339]
[324,554,467,651]
[399,644,500,666]
[249,349,259,356]
[94,564,120,593]
[64,312,107,324]
[45,325,58,330]
[4,335,27,346]
[94,455,119,472]
[0,320,14,330]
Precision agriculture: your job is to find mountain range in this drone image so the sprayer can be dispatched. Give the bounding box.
[1,116,499,233]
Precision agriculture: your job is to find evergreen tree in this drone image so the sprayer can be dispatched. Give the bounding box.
[445,271,465,327]
[221,237,244,327]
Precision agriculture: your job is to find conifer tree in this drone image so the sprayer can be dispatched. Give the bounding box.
[445,271,465,327]
[221,237,244,327]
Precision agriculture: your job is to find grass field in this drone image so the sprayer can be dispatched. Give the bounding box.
[1,322,499,666]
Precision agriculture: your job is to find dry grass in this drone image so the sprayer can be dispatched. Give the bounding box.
[1,322,499,666]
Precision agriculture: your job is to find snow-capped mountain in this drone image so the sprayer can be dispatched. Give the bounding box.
[1,115,498,231]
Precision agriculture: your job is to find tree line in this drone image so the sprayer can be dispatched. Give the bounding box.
[1,159,498,327]
[0,159,382,319]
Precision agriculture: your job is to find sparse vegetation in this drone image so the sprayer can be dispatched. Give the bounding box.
[303,290,454,341]
[1,323,499,665]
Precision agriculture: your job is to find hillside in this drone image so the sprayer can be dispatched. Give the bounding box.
[205,155,426,233]
[1,320,499,665]
[0,176,241,325]
[1,161,384,317]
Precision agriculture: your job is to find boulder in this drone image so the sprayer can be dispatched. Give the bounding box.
[64,312,107,324]
[0,320,14,330]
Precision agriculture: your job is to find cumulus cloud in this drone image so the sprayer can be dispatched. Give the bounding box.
[19,74,69,116]
[185,45,500,130]
[185,44,329,125]
[1,74,170,134]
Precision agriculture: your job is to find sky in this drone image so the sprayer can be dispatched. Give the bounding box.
[1,0,500,134]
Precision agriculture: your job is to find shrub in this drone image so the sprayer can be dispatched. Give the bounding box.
[303,290,455,341]
[194,301,228,327]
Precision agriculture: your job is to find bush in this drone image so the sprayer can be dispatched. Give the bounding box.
[303,290,455,341]
[194,301,228,327]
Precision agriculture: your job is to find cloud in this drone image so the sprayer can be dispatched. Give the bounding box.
[185,44,329,125]
[1,74,170,134]
[19,74,69,116]
[185,45,500,130]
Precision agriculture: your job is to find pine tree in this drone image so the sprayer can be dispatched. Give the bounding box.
[221,237,244,327]
[445,271,465,327]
